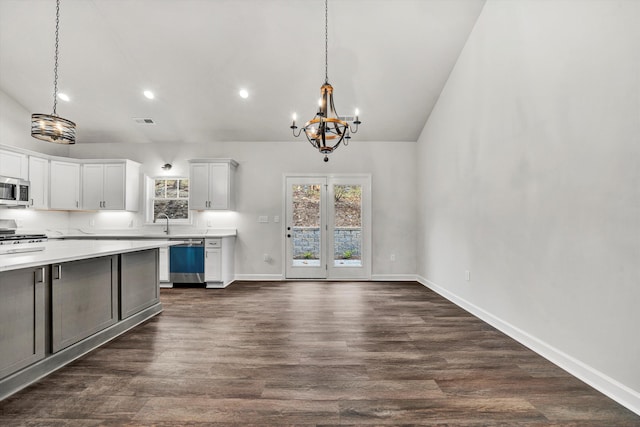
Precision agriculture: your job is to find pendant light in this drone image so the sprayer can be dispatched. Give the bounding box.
[290,0,361,162]
[31,0,76,144]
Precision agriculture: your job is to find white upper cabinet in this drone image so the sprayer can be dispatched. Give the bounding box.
[189,159,237,210]
[28,156,49,209]
[49,160,81,210]
[82,161,140,211]
[0,149,29,180]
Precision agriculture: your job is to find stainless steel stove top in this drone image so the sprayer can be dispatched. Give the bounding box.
[0,233,48,245]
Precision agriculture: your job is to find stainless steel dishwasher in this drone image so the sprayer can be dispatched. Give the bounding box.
[169,239,205,283]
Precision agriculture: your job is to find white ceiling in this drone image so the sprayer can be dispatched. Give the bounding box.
[0,0,485,144]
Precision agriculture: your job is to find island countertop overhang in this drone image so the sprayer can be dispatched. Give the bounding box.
[0,239,179,273]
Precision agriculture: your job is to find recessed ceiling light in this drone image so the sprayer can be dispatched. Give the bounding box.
[57,93,70,102]
[143,90,155,100]
[239,89,249,99]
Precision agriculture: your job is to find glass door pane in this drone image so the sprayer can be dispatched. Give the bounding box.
[332,184,362,268]
[292,184,321,267]
[327,176,371,280]
[285,177,327,279]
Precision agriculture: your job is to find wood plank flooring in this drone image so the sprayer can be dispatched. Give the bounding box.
[1,281,639,426]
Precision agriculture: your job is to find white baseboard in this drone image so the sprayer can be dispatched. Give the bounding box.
[235,274,418,282]
[371,274,418,282]
[233,274,284,282]
[416,275,640,416]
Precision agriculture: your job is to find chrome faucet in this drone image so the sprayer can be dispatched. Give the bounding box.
[154,213,170,235]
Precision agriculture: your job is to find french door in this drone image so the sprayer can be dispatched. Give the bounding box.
[284,175,371,280]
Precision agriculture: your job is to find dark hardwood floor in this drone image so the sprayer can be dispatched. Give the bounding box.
[1,281,639,426]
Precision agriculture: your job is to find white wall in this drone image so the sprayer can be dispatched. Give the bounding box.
[0,89,71,231]
[417,0,640,413]
[1,86,417,279]
[0,90,69,157]
[68,140,417,279]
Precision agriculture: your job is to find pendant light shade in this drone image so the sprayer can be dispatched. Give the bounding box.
[31,0,76,144]
[31,113,76,144]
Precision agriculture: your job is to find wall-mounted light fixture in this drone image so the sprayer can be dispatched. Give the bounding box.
[161,163,172,170]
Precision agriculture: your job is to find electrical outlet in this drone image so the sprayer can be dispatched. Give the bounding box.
[207,220,212,227]
[89,219,95,227]
[465,270,471,281]
[263,254,270,262]
[390,254,396,262]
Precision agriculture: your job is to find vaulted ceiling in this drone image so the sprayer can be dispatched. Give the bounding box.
[0,0,485,144]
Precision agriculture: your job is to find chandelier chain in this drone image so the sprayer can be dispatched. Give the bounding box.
[52,0,60,116]
[324,0,328,83]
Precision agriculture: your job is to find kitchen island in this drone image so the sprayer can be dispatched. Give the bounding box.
[46,228,238,288]
[0,239,177,400]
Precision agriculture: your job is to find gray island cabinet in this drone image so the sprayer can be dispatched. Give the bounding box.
[0,266,46,379]
[0,240,173,400]
[51,255,119,352]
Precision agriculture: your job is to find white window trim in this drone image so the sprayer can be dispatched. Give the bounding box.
[144,175,192,225]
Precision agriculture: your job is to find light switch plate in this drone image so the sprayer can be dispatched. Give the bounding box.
[258,215,268,223]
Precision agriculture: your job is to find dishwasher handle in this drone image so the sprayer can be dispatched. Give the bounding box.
[171,239,203,246]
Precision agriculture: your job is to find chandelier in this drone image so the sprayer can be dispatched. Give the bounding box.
[290,0,361,162]
[31,0,76,144]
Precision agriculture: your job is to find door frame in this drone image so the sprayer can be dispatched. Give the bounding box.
[282,173,372,280]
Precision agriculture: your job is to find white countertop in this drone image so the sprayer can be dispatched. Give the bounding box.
[0,239,178,273]
[45,228,237,239]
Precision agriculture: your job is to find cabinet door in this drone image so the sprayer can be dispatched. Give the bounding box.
[205,248,222,282]
[103,163,125,210]
[51,256,118,352]
[0,267,46,379]
[28,156,49,209]
[0,150,28,180]
[209,163,230,210]
[159,247,170,282]
[50,161,80,210]
[82,164,104,210]
[120,249,159,319]
[189,163,210,210]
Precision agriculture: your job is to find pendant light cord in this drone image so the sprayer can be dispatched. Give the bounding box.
[52,0,60,116]
[324,0,328,84]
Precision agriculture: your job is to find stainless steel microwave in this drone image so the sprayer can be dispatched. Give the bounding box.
[0,176,30,206]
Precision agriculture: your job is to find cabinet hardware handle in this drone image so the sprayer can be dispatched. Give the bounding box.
[287,234,291,238]
[53,264,62,280]
[35,267,45,284]
[30,198,34,206]
[76,201,79,208]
